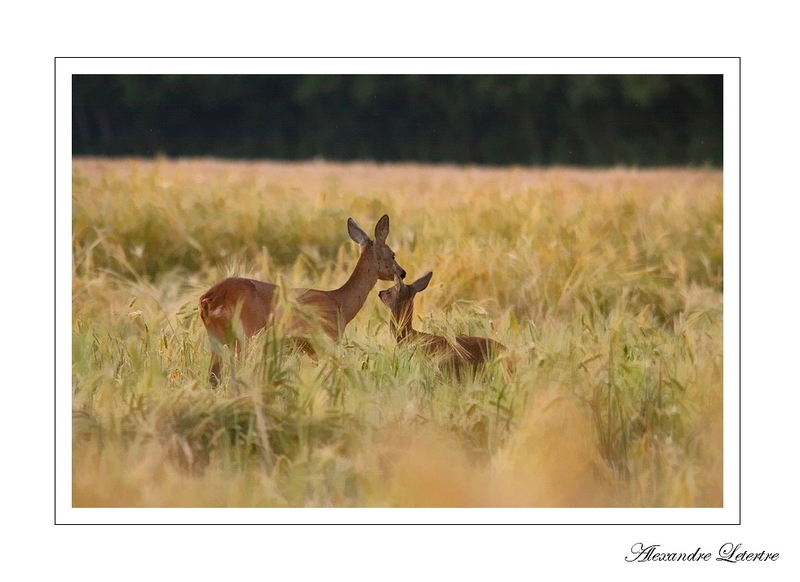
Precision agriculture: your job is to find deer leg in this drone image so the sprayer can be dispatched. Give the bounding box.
[209,353,222,388]
[207,337,225,388]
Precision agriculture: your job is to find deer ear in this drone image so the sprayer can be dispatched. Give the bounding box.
[374,214,390,244]
[411,271,433,293]
[348,218,371,246]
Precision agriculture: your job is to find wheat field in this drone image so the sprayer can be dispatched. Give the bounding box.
[71,157,723,510]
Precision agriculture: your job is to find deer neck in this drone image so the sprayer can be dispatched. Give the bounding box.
[329,243,378,326]
[390,305,415,343]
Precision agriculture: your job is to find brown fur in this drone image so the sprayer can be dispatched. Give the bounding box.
[378,271,505,371]
[199,215,406,386]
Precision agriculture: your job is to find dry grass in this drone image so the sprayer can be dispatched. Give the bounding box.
[72,157,723,509]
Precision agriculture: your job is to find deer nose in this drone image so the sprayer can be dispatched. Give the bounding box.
[398,268,407,279]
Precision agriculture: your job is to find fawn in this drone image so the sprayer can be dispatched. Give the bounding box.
[378,271,505,371]
[199,215,406,386]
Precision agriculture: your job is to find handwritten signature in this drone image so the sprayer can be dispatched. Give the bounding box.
[626,543,779,563]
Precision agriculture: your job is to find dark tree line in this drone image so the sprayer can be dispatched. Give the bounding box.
[72,74,722,167]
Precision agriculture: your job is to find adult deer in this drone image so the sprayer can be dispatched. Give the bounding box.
[199,214,406,387]
[378,271,505,372]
